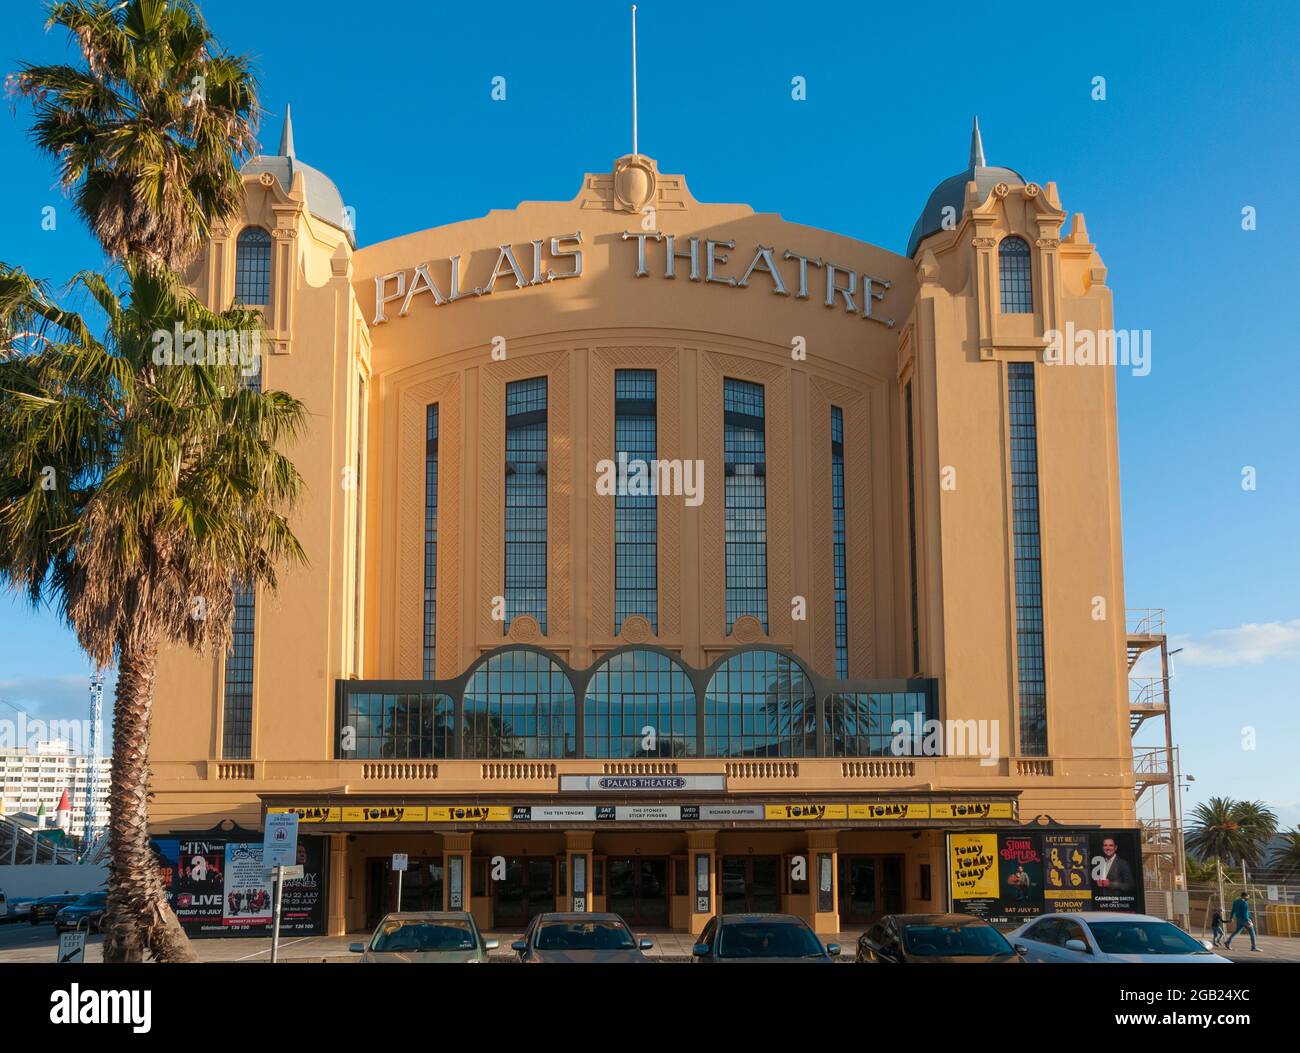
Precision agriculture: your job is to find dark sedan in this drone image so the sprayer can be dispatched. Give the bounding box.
[511,913,653,963]
[29,894,81,925]
[856,913,1026,963]
[55,892,109,934]
[692,913,841,962]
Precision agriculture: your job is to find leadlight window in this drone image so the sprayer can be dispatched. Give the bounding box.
[724,379,768,632]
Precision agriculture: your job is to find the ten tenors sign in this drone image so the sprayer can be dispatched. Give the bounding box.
[371,231,896,327]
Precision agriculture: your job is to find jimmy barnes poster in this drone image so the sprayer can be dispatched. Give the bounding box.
[948,829,1143,924]
[153,827,328,937]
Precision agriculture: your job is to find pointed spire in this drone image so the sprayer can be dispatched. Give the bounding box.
[969,115,986,169]
[279,104,296,159]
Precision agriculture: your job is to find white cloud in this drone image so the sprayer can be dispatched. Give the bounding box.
[1174,620,1300,668]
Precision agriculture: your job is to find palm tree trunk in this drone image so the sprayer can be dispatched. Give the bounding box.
[102,635,199,963]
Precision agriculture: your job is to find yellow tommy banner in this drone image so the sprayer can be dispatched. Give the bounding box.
[949,833,1000,900]
[847,802,931,820]
[266,806,341,823]
[341,805,428,823]
[764,804,848,821]
[427,806,512,822]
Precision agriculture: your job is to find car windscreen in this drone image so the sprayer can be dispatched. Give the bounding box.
[718,921,825,959]
[1088,920,1208,955]
[370,920,477,952]
[75,893,107,906]
[902,922,1014,957]
[536,921,636,951]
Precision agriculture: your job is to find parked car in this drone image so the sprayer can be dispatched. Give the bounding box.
[1008,912,1231,963]
[2,897,35,923]
[856,913,1025,963]
[55,892,109,934]
[0,888,6,921]
[349,911,498,962]
[511,912,653,963]
[30,894,80,925]
[692,913,840,963]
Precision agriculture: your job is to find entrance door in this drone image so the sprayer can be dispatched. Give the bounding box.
[839,855,904,923]
[721,856,781,914]
[366,857,446,929]
[606,858,669,926]
[493,857,556,927]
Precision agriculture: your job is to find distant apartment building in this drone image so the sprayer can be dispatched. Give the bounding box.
[0,741,110,835]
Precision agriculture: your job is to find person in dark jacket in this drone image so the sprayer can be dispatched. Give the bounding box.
[1223,892,1257,951]
[1210,908,1225,946]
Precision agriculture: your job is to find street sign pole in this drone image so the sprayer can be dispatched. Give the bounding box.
[270,865,284,964]
[396,867,403,911]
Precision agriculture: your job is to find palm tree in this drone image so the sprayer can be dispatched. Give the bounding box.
[0,262,306,962]
[1232,800,1279,872]
[1269,828,1300,881]
[11,0,259,270]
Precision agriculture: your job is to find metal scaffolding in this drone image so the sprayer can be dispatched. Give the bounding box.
[1126,608,1189,928]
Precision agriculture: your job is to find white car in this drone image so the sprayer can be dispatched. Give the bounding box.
[1007,912,1231,963]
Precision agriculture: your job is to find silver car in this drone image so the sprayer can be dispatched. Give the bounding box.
[1007,912,1231,963]
[350,911,498,962]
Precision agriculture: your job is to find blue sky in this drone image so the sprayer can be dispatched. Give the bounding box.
[0,1,1296,826]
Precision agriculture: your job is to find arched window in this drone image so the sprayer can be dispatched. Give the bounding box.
[998,236,1032,313]
[462,649,576,759]
[234,227,272,306]
[825,689,936,757]
[703,649,816,757]
[584,650,696,758]
[339,690,455,759]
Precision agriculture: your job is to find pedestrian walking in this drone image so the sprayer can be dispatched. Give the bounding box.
[1223,892,1257,951]
[1210,907,1224,946]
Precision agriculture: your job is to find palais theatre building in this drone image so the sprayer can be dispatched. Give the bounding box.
[151,116,1140,935]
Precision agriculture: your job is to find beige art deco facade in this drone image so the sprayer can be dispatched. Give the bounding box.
[149,115,1138,935]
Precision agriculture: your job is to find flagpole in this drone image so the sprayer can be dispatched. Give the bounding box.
[631,5,639,157]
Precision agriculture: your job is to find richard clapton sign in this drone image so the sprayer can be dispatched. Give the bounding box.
[558,773,727,792]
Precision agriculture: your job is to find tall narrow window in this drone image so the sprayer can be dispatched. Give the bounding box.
[1008,362,1047,754]
[234,227,272,306]
[999,236,1033,313]
[352,376,366,676]
[905,382,920,673]
[222,356,261,758]
[723,378,767,632]
[505,377,548,633]
[615,369,657,632]
[222,586,255,758]
[423,404,439,678]
[830,406,849,678]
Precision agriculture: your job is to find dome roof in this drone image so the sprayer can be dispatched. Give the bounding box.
[906,118,1025,258]
[240,105,355,246]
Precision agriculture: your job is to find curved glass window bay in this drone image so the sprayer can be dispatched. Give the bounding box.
[336,646,937,761]
[585,649,695,758]
[462,648,576,758]
[704,650,815,757]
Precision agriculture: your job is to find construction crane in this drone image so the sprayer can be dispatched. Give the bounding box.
[80,670,104,861]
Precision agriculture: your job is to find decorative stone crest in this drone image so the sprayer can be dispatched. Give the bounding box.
[730,615,765,643]
[618,614,654,643]
[258,172,275,188]
[507,614,542,643]
[612,154,657,214]
[1024,183,1041,197]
